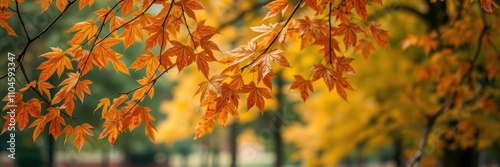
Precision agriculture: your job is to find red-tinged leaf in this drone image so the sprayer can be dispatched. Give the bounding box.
[66,20,98,45]
[165,40,196,71]
[0,0,8,11]
[290,75,314,102]
[19,81,36,92]
[130,51,160,78]
[0,11,16,36]
[62,125,73,145]
[195,74,227,102]
[311,64,336,90]
[336,56,355,74]
[73,123,94,152]
[38,81,54,100]
[251,49,289,78]
[354,39,375,59]
[351,0,368,21]
[481,0,498,13]
[194,117,214,139]
[78,0,94,10]
[264,0,290,20]
[121,22,144,49]
[366,23,389,48]
[38,47,73,82]
[99,119,122,145]
[29,116,48,142]
[333,23,362,50]
[55,0,67,12]
[240,81,273,113]
[196,51,217,78]
[36,0,51,13]
[218,102,237,128]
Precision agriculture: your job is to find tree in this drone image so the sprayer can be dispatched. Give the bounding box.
[0,0,499,166]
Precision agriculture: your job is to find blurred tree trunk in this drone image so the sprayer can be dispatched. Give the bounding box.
[47,135,54,167]
[274,71,285,167]
[229,122,238,167]
[441,148,478,167]
[394,136,403,167]
[102,148,110,167]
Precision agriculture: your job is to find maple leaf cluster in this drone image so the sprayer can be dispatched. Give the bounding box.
[2,0,496,152]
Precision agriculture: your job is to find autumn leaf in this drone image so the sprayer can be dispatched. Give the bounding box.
[264,0,290,20]
[121,22,144,49]
[52,72,92,105]
[10,98,42,131]
[480,0,498,13]
[366,23,389,48]
[165,40,196,71]
[19,81,36,92]
[176,0,204,20]
[38,47,73,82]
[311,64,353,100]
[0,11,15,36]
[290,75,314,102]
[144,24,169,50]
[139,107,156,142]
[240,81,273,113]
[36,0,51,13]
[354,39,375,59]
[133,76,155,101]
[351,0,368,21]
[66,20,98,45]
[99,119,122,145]
[73,123,94,152]
[195,74,227,103]
[29,116,48,142]
[120,0,134,15]
[336,56,355,74]
[38,81,54,100]
[46,107,66,139]
[196,51,217,78]
[251,49,290,78]
[0,0,8,11]
[78,0,94,10]
[130,51,160,78]
[333,23,362,50]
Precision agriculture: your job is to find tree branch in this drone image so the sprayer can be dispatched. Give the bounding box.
[406,7,490,167]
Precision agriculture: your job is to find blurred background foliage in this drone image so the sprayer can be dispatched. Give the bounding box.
[1,0,499,167]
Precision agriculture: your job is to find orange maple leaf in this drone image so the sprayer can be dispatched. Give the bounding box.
[195,74,227,103]
[0,11,15,36]
[366,23,389,48]
[251,49,290,78]
[333,23,362,50]
[264,0,290,20]
[66,20,98,45]
[290,75,314,102]
[165,40,196,71]
[352,0,368,21]
[73,123,94,152]
[196,51,217,78]
[240,81,273,113]
[121,22,144,49]
[37,47,73,82]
